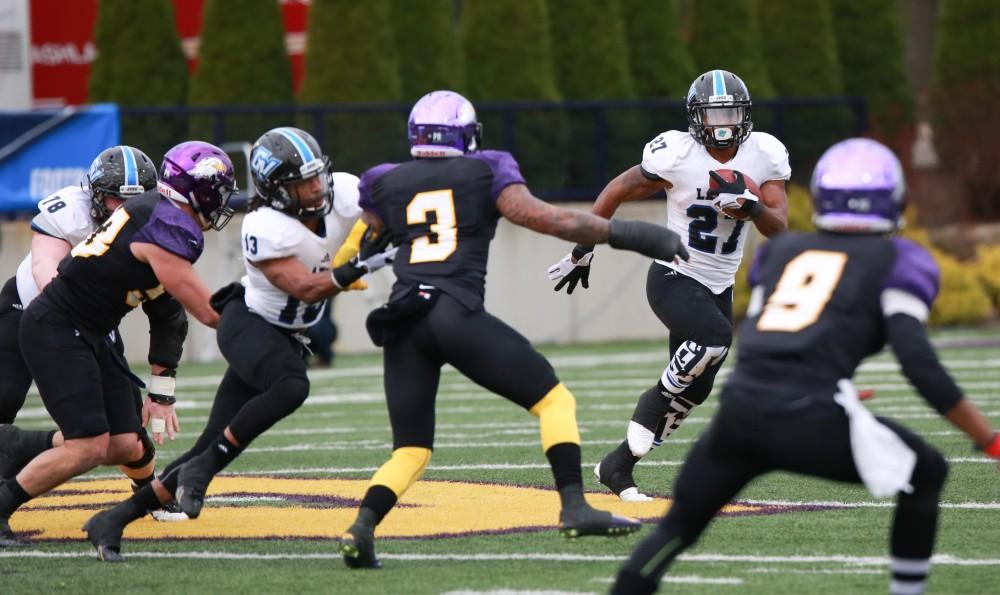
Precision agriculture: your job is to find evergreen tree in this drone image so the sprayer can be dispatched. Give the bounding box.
[88,0,189,156]
[688,0,774,97]
[462,0,567,194]
[189,0,294,146]
[621,0,694,100]
[829,0,913,143]
[930,0,1000,218]
[756,0,850,180]
[300,0,404,173]
[548,0,637,188]
[390,0,464,102]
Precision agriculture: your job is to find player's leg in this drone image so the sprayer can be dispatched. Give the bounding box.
[173,301,309,519]
[433,296,639,538]
[0,279,33,424]
[83,366,254,562]
[341,315,441,569]
[597,265,732,500]
[1,311,115,546]
[612,400,762,594]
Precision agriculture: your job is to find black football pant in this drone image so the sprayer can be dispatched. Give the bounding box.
[615,387,948,592]
[0,278,31,423]
[646,263,733,405]
[383,294,559,449]
[160,298,309,476]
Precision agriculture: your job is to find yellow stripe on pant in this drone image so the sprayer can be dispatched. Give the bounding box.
[530,383,581,451]
[370,446,432,497]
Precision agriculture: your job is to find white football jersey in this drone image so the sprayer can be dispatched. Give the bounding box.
[641,130,791,294]
[241,172,363,330]
[15,186,97,306]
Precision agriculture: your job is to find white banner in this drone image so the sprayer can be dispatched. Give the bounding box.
[0,0,32,109]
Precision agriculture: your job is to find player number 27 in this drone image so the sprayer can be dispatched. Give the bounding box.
[756,250,848,332]
[407,189,457,263]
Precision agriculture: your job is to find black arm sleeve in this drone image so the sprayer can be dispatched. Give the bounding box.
[885,313,963,415]
[142,292,188,369]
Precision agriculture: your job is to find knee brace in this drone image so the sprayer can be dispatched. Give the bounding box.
[661,341,729,395]
[123,429,157,470]
[370,446,432,498]
[529,383,580,451]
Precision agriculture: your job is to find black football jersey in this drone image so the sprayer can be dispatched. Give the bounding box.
[358,151,525,310]
[35,192,204,334]
[730,232,940,396]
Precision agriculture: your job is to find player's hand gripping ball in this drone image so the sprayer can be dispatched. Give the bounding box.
[708,169,762,221]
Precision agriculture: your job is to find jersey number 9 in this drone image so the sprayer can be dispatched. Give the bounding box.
[756,250,848,332]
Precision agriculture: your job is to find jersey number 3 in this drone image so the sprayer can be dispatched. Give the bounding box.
[407,189,458,263]
[756,250,848,332]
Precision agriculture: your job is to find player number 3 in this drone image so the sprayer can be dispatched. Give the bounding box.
[406,189,458,263]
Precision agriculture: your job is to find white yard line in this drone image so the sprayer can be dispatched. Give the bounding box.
[1,551,998,567]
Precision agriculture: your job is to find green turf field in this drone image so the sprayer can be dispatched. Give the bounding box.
[2,330,998,594]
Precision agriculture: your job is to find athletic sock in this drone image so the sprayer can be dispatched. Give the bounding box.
[0,479,31,517]
[358,485,397,525]
[107,483,163,525]
[544,442,583,491]
[889,557,930,595]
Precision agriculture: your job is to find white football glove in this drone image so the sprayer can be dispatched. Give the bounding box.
[712,188,760,215]
[548,249,594,294]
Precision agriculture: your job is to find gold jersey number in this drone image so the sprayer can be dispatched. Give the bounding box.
[756,250,848,332]
[406,189,457,263]
[71,207,131,258]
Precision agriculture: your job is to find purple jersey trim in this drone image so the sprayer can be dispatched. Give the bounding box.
[467,150,526,200]
[747,241,772,287]
[358,163,400,221]
[882,238,940,307]
[131,200,205,263]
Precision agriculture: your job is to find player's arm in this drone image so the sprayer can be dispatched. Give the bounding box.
[591,165,672,219]
[496,184,688,262]
[255,256,342,304]
[131,242,219,328]
[29,233,73,291]
[752,179,788,238]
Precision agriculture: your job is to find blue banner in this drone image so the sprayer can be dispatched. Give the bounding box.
[0,104,120,213]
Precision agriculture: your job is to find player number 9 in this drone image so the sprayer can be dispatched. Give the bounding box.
[756,250,848,332]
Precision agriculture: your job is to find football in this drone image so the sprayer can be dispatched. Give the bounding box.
[709,169,760,220]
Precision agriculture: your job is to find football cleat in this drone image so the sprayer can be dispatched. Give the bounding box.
[594,461,644,501]
[82,510,126,562]
[339,519,381,569]
[0,425,33,479]
[150,501,189,522]
[176,459,214,519]
[0,516,28,548]
[131,481,189,522]
[559,503,641,538]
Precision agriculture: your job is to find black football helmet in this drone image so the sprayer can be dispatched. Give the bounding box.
[686,70,753,149]
[249,127,333,219]
[86,145,158,221]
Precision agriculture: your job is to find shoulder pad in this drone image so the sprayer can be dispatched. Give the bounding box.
[640,130,690,182]
[749,132,791,182]
[331,171,362,219]
[241,208,302,261]
[882,238,940,309]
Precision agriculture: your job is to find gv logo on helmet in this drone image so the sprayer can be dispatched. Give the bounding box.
[251,146,282,178]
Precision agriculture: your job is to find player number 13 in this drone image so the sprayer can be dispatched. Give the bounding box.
[406,189,458,263]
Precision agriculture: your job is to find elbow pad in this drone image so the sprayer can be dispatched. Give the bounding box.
[144,295,188,369]
[886,313,962,415]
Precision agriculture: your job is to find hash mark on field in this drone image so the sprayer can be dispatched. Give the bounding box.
[592,575,744,585]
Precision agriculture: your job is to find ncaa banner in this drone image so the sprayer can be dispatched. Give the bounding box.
[0,103,119,213]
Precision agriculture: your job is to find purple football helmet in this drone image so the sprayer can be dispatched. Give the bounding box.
[811,138,906,234]
[158,141,237,231]
[408,90,482,158]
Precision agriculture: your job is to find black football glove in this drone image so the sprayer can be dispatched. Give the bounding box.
[547,244,595,294]
[332,226,397,289]
[607,220,690,263]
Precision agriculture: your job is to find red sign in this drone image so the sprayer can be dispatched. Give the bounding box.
[30,0,310,106]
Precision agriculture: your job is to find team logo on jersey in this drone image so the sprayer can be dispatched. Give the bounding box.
[251,146,282,179]
[16,477,826,541]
